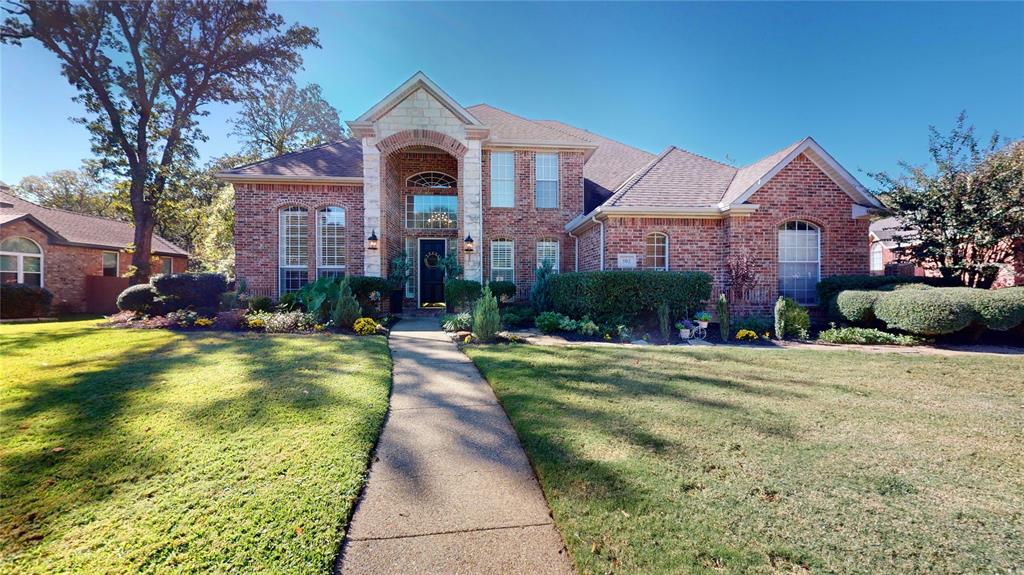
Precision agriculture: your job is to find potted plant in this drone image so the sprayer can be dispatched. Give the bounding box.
[675,319,694,340]
[387,252,412,314]
[694,311,711,329]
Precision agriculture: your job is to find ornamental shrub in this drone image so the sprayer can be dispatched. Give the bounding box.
[834,290,880,324]
[817,274,955,319]
[488,281,516,303]
[501,305,535,328]
[116,284,160,316]
[332,279,362,331]
[716,293,730,341]
[472,286,501,343]
[535,311,566,334]
[1,283,54,318]
[151,273,228,315]
[348,276,391,315]
[657,302,671,342]
[774,297,809,340]
[873,289,975,335]
[734,313,772,336]
[818,325,924,346]
[773,297,786,340]
[548,271,712,324]
[441,312,472,332]
[248,296,273,313]
[353,317,380,335]
[530,260,555,312]
[969,287,1024,331]
[444,279,482,312]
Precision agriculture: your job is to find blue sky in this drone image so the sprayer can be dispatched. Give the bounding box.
[2,1,1022,185]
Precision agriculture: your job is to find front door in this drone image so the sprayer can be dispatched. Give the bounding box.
[419,239,446,306]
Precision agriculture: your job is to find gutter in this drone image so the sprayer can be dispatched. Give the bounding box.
[215,173,364,185]
[564,204,760,234]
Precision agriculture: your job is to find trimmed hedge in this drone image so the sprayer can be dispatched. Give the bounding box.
[873,289,976,335]
[152,273,228,315]
[445,279,482,312]
[488,281,516,303]
[834,290,880,324]
[548,271,712,324]
[117,284,161,316]
[818,274,955,318]
[348,276,392,315]
[1,283,54,318]
[952,287,1024,331]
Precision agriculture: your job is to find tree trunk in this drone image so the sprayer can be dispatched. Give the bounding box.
[130,201,156,284]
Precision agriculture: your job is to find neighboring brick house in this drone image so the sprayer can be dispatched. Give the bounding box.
[221,72,884,312]
[869,216,1023,287]
[0,188,188,314]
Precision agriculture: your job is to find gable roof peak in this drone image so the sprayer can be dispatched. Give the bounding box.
[352,71,482,127]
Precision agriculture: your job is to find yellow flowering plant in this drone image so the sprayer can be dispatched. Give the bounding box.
[736,329,759,341]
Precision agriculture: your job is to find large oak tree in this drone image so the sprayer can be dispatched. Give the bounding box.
[2,0,318,281]
[231,81,344,158]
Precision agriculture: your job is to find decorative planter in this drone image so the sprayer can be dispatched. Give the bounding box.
[678,328,692,340]
[697,320,709,329]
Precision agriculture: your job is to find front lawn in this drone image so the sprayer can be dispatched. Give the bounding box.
[466,345,1024,574]
[0,319,391,575]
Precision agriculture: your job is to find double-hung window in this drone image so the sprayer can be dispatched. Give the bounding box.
[279,206,309,294]
[536,239,559,273]
[317,206,346,279]
[534,153,559,208]
[778,220,820,305]
[102,251,119,277]
[490,151,515,207]
[490,239,514,283]
[161,257,172,274]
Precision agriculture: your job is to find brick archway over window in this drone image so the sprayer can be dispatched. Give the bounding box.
[377,129,468,158]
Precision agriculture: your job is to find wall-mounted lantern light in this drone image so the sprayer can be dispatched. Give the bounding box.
[463,234,475,253]
[367,230,379,250]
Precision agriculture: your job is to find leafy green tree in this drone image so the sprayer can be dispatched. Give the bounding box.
[871,113,1024,287]
[11,168,119,218]
[230,81,345,158]
[1,1,318,282]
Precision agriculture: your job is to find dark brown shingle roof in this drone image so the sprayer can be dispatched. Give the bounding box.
[220,139,364,179]
[0,191,188,256]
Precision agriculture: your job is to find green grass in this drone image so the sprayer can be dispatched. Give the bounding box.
[0,320,391,575]
[466,344,1024,574]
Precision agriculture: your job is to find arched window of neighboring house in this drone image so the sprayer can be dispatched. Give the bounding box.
[0,236,43,287]
[317,206,346,279]
[870,242,884,275]
[407,171,456,188]
[279,206,309,294]
[778,220,820,305]
[644,233,668,271]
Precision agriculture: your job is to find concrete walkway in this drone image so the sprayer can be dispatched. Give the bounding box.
[338,317,574,575]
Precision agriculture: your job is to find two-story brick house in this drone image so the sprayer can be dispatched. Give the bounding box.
[221,72,883,311]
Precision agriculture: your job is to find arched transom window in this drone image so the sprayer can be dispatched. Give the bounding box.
[279,207,309,294]
[778,220,820,305]
[317,206,346,279]
[1,236,43,286]
[407,171,456,188]
[644,233,668,271]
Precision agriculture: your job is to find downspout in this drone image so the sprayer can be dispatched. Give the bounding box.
[591,215,604,271]
[567,228,579,272]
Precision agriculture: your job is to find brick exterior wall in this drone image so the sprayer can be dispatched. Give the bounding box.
[233,182,364,299]
[1,219,186,313]
[481,150,585,298]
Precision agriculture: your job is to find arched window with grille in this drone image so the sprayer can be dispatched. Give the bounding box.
[407,171,456,188]
[644,233,668,271]
[317,206,346,279]
[279,206,308,294]
[778,220,820,305]
[870,242,884,275]
[0,236,43,286]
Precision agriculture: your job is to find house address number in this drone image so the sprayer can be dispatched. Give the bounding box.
[617,253,637,269]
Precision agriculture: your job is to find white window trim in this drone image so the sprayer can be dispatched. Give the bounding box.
[279,207,309,294]
[404,237,416,298]
[490,239,515,284]
[536,239,559,273]
[778,221,822,305]
[102,251,119,277]
[316,206,347,277]
[534,152,560,209]
[490,151,515,208]
[0,237,44,287]
[406,171,457,188]
[870,242,884,273]
[644,232,669,271]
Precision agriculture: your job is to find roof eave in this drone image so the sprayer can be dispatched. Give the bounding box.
[566,204,760,232]
[216,173,364,185]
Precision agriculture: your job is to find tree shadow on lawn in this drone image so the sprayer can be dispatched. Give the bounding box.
[1,332,374,553]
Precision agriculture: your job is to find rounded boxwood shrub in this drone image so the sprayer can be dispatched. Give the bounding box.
[444,279,482,312]
[964,287,1024,331]
[1,283,54,318]
[117,284,161,316]
[548,271,712,324]
[488,281,516,303]
[151,272,228,315]
[874,289,975,335]
[834,290,880,324]
[817,274,954,319]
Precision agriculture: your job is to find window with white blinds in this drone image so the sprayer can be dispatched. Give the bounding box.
[536,239,559,273]
[490,151,515,207]
[279,206,308,293]
[534,153,559,208]
[317,206,346,278]
[490,239,514,283]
